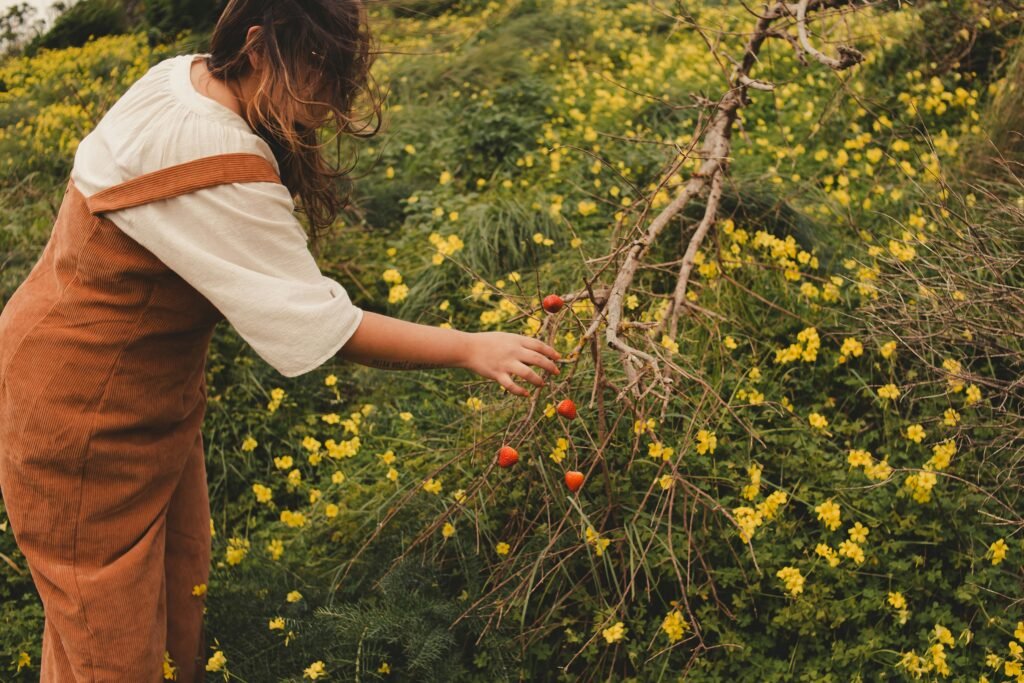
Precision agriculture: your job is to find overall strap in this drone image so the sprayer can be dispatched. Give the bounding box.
[84,152,283,215]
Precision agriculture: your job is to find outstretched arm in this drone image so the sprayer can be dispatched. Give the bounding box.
[335,310,562,397]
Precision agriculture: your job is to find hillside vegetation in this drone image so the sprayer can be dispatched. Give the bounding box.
[1,1,1022,681]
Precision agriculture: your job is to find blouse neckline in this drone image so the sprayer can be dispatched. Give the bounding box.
[172,53,255,134]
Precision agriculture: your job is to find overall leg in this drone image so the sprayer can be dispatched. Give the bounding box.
[164,429,211,683]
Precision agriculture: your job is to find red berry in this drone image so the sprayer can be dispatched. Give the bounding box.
[556,398,577,420]
[565,470,584,492]
[542,294,564,313]
[497,445,519,468]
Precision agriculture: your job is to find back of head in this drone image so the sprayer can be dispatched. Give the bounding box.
[206,0,385,243]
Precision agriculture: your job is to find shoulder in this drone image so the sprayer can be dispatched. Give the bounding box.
[73,53,281,193]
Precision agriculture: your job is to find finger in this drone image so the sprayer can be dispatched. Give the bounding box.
[524,349,560,376]
[526,336,562,361]
[512,361,546,388]
[499,372,530,397]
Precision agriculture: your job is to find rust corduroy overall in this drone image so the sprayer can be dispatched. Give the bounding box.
[0,152,282,682]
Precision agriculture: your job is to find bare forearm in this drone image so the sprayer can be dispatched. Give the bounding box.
[335,310,472,370]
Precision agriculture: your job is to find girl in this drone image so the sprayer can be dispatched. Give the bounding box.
[0,1,562,680]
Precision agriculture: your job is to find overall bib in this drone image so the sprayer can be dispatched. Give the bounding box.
[0,152,282,682]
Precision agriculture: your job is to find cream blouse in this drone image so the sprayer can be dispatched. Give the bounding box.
[70,52,364,378]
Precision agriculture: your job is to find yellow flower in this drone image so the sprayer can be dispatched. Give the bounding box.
[286,590,303,603]
[808,412,829,430]
[442,522,455,538]
[848,522,869,543]
[324,504,339,518]
[815,499,842,531]
[163,650,177,680]
[269,616,285,630]
[661,610,689,643]
[877,384,900,400]
[838,539,865,564]
[723,335,738,350]
[906,423,926,443]
[252,483,273,504]
[657,474,674,490]
[225,537,250,566]
[205,650,227,672]
[267,539,284,561]
[776,566,805,597]
[585,526,611,556]
[647,440,675,462]
[241,436,257,452]
[399,411,413,421]
[601,621,627,644]
[496,541,510,556]
[880,340,897,359]
[466,396,484,411]
[988,538,1008,565]
[378,661,390,674]
[439,170,451,185]
[943,408,960,426]
[695,429,717,455]
[964,384,982,406]
[192,583,208,597]
[887,591,907,610]
[16,652,30,673]
[453,489,467,504]
[577,199,598,216]
[423,477,442,495]
[280,510,307,528]
[303,661,327,680]
[386,467,399,482]
[815,543,840,567]
[838,337,863,362]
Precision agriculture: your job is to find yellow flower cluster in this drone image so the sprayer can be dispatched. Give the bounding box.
[661,609,689,643]
[422,477,443,495]
[647,440,675,462]
[267,387,286,413]
[904,470,938,503]
[848,448,893,480]
[741,463,763,501]
[429,231,465,265]
[549,437,569,463]
[815,499,842,531]
[733,490,788,542]
[838,336,864,363]
[226,537,250,566]
[695,429,717,455]
[774,326,820,364]
[776,566,805,597]
[877,383,900,400]
[585,526,611,557]
[280,510,307,528]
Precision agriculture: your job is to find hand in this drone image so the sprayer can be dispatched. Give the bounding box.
[460,331,563,397]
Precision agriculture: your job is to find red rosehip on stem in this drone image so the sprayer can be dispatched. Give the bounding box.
[565,470,584,492]
[497,445,519,468]
[556,398,577,420]
[542,294,564,313]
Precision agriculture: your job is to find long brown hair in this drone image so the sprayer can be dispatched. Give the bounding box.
[205,0,385,249]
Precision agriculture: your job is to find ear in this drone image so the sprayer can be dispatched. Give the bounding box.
[245,25,262,71]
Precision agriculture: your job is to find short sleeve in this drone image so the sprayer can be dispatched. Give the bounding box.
[104,179,365,378]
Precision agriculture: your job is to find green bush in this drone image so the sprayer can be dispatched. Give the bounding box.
[25,0,127,55]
